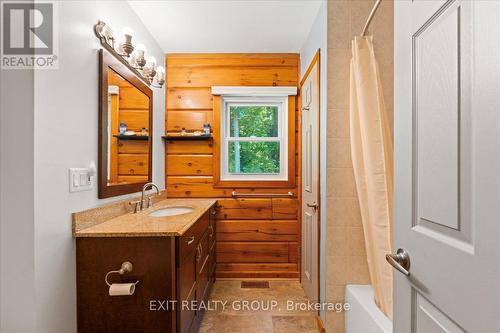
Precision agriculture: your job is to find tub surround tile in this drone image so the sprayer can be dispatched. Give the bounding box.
[327,0,351,49]
[326,1,393,331]
[328,49,351,82]
[327,138,352,168]
[327,226,367,256]
[327,167,357,198]
[327,254,371,286]
[349,0,375,39]
[327,197,362,227]
[327,109,350,139]
[328,79,350,110]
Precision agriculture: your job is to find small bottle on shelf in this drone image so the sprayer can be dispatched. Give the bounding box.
[203,123,211,136]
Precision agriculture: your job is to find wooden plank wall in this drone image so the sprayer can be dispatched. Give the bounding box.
[165,54,301,279]
[108,71,149,183]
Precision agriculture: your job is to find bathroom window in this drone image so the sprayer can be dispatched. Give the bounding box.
[221,98,287,181]
[213,87,296,187]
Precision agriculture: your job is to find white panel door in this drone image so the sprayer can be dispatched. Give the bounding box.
[301,57,320,304]
[394,0,500,332]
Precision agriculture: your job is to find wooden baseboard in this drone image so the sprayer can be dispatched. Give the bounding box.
[216,277,299,281]
[216,271,300,279]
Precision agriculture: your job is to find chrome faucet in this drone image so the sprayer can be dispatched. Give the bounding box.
[141,182,160,210]
[130,182,160,213]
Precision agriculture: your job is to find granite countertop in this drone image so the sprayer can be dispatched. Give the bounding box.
[73,198,216,238]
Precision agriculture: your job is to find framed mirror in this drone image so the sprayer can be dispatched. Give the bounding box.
[98,48,153,198]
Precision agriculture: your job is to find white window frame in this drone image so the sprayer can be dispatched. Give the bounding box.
[220,95,288,181]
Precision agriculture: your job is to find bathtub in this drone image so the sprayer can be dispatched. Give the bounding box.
[345,285,392,333]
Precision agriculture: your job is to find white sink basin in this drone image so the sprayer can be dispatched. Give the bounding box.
[148,206,194,217]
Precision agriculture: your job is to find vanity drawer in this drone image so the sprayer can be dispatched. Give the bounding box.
[178,211,209,262]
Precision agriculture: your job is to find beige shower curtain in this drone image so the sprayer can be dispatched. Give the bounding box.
[349,36,393,318]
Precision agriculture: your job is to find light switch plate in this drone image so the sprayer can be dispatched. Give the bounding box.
[69,168,93,192]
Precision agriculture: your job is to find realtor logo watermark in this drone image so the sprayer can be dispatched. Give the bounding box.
[1,1,58,69]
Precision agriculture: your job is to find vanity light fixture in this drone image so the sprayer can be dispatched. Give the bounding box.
[121,27,134,56]
[133,44,147,69]
[94,20,164,88]
[155,66,166,88]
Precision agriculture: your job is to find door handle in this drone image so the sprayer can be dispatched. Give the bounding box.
[386,248,411,276]
[306,202,319,211]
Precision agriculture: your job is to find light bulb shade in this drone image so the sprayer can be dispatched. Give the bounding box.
[122,27,134,38]
[122,27,134,45]
[155,66,165,87]
[135,44,145,63]
[156,66,165,83]
[136,44,146,53]
[146,56,157,68]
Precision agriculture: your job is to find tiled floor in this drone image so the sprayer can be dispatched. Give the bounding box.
[198,280,320,333]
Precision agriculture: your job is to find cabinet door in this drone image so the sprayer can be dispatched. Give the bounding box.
[178,251,196,333]
[208,207,216,280]
[196,231,210,303]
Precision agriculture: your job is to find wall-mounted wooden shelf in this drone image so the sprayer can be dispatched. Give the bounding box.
[162,134,212,141]
[113,134,149,141]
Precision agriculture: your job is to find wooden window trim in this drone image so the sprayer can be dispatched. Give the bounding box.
[212,95,296,188]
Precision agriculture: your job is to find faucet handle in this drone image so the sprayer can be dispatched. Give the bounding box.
[129,200,142,213]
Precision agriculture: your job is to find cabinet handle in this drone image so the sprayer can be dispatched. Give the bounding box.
[195,244,202,262]
[208,225,214,237]
[186,236,195,245]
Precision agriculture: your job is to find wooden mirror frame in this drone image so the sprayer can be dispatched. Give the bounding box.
[98,48,153,198]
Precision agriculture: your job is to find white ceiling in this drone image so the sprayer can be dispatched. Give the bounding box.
[128,0,323,53]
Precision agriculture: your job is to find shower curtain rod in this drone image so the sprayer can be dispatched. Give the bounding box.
[361,0,382,36]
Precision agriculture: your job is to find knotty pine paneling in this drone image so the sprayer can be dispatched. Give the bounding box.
[165,53,300,279]
[167,176,231,197]
[216,242,289,263]
[118,86,149,109]
[217,263,298,272]
[167,87,213,109]
[216,220,298,242]
[119,110,149,131]
[117,175,148,183]
[167,66,298,88]
[166,53,299,67]
[118,154,148,175]
[118,140,149,154]
[166,110,213,132]
[272,198,299,219]
[165,140,213,155]
[166,155,213,176]
[109,68,150,180]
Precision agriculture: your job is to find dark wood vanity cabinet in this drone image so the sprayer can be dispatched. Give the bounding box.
[76,206,216,333]
[176,208,216,333]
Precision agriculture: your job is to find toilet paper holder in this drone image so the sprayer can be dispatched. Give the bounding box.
[105,261,139,287]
